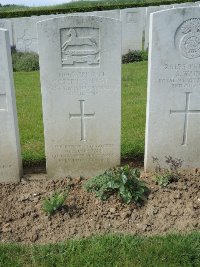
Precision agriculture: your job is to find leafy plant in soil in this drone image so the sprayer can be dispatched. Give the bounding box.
[42,191,68,215]
[153,156,183,188]
[84,165,148,204]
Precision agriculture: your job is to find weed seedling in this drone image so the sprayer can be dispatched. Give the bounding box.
[153,156,183,188]
[42,190,68,215]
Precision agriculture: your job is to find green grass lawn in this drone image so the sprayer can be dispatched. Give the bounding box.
[14,61,147,165]
[14,71,45,165]
[0,233,199,267]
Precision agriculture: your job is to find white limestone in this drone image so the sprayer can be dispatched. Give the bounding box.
[120,7,146,54]
[12,16,38,53]
[144,6,173,50]
[11,15,55,53]
[93,9,120,19]
[37,15,121,179]
[0,29,22,182]
[11,11,119,53]
[173,2,199,8]
[0,19,13,46]
[145,7,200,171]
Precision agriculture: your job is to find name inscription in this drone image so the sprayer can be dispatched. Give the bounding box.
[158,63,200,88]
[46,71,113,96]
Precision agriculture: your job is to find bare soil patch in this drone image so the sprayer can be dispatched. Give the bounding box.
[0,165,199,244]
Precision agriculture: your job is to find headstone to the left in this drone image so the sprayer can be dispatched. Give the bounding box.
[0,29,22,183]
[0,19,13,46]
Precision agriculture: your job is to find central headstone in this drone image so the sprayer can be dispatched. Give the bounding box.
[145,7,200,171]
[37,16,121,178]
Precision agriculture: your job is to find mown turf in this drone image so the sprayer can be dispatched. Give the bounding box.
[0,233,199,267]
[14,62,148,164]
[122,62,147,159]
[14,71,45,164]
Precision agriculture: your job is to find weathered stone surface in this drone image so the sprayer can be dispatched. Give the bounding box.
[12,16,38,53]
[120,7,146,54]
[145,7,200,171]
[0,19,13,46]
[93,10,120,19]
[0,29,22,182]
[37,15,121,178]
[144,6,174,50]
[11,15,55,53]
[173,2,199,8]
[11,11,119,53]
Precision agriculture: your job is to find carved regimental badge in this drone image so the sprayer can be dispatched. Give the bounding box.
[175,18,200,59]
[60,27,100,67]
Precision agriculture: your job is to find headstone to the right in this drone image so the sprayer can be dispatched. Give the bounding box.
[37,15,121,179]
[0,28,22,182]
[145,7,200,171]
[173,2,199,8]
[144,6,173,50]
[120,7,146,54]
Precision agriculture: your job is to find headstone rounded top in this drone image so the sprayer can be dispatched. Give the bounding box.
[37,15,119,26]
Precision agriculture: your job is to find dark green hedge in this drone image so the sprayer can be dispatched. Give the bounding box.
[0,0,197,18]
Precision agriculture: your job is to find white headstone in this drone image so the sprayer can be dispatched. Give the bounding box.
[0,19,13,46]
[144,6,173,50]
[93,9,120,19]
[37,16,121,179]
[120,7,146,54]
[145,7,200,171]
[173,2,199,8]
[12,16,38,53]
[0,29,22,182]
[11,15,56,53]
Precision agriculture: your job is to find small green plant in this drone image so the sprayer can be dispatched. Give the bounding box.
[12,49,39,72]
[84,165,148,204]
[155,173,176,188]
[122,50,148,64]
[153,156,183,188]
[42,190,68,215]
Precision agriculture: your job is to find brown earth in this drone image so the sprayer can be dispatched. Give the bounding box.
[0,164,199,244]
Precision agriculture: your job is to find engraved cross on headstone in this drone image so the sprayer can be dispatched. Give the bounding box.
[17,29,37,51]
[170,92,200,145]
[69,100,95,141]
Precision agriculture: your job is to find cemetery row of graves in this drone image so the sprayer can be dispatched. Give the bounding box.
[1,6,200,184]
[0,5,199,245]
